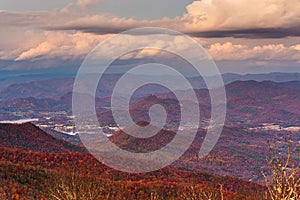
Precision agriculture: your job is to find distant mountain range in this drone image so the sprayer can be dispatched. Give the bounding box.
[0,72,300,101]
[0,80,299,126]
[140,80,300,126]
[220,72,300,83]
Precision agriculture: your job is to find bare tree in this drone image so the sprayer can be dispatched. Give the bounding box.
[179,184,224,200]
[45,171,104,200]
[261,138,300,200]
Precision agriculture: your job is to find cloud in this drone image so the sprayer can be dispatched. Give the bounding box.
[1,0,300,38]
[11,31,111,61]
[187,28,300,39]
[183,0,300,30]
[180,0,300,38]
[15,41,55,61]
[44,0,300,38]
[61,0,101,11]
[75,0,100,10]
[44,14,141,34]
[0,10,48,27]
[208,42,300,61]
[1,0,300,65]
[3,26,300,63]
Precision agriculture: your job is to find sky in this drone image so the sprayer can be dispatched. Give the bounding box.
[0,0,300,75]
[0,0,194,19]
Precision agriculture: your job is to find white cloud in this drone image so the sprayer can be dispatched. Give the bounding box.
[208,42,300,61]
[183,0,300,31]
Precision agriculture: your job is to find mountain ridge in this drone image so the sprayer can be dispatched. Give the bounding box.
[0,122,84,153]
[1,72,300,101]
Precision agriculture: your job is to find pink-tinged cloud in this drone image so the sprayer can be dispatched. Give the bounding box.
[208,43,300,61]
[12,31,300,63]
[2,0,300,38]
[0,0,300,63]
[15,42,55,61]
[46,0,300,38]
[12,31,111,61]
[184,0,300,30]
